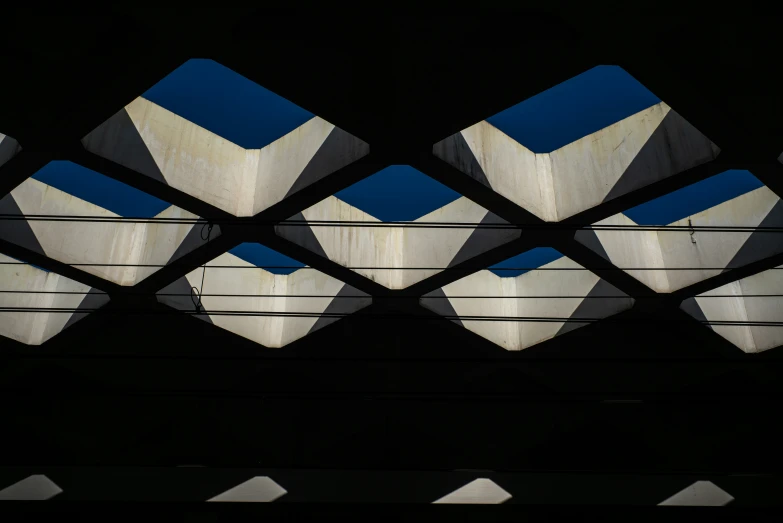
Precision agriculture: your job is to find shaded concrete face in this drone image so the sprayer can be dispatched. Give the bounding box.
[0,133,22,168]
[433,102,719,221]
[421,255,634,351]
[82,97,369,217]
[276,196,521,290]
[0,177,219,286]
[577,186,783,293]
[0,254,109,345]
[681,265,783,354]
[156,251,371,348]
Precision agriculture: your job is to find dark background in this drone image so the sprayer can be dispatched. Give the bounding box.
[1,6,782,520]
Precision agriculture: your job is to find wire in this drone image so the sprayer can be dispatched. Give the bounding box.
[0,214,782,232]
[190,222,214,312]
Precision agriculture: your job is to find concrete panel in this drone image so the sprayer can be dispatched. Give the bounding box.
[434,103,718,222]
[0,253,108,345]
[291,196,517,290]
[83,97,369,217]
[0,475,62,500]
[157,252,370,348]
[580,186,782,293]
[0,132,22,168]
[683,265,783,353]
[432,478,512,504]
[422,256,633,351]
[5,178,212,286]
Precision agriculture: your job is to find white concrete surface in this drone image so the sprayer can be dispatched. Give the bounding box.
[83,97,369,216]
[437,102,719,221]
[585,186,780,293]
[683,265,783,353]
[9,178,208,286]
[422,256,634,351]
[158,252,370,348]
[0,475,63,500]
[0,253,108,345]
[432,478,512,504]
[291,196,519,289]
[658,481,734,506]
[0,132,22,168]
[207,476,287,502]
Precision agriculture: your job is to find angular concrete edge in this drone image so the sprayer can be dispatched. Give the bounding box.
[156,252,371,348]
[3,178,213,287]
[284,196,518,290]
[433,102,718,222]
[658,481,734,506]
[421,256,634,351]
[83,97,369,217]
[680,265,783,354]
[432,478,512,504]
[0,475,63,500]
[207,476,287,502]
[0,132,22,169]
[579,186,783,293]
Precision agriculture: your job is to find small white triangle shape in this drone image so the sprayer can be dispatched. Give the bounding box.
[0,474,63,500]
[658,480,734,506]
[432,478,512,504]
[207,476,287,502]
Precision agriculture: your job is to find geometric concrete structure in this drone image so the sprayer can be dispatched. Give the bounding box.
[578,181,783,293]
[0,253,108,345]
[657,481,734,506]
[0,165,218,286]
[82,96,369,217]
[0,132,21,168]
[681,265,783,353]
[207,476,287,503]
[276,190,520,289]
[0,475,63,500]
[157,248,371,348]
[433,100,719,222]
[432,478,512,504]
[421,250,634,351]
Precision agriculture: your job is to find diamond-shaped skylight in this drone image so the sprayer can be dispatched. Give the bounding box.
[82,59,369,217]
[577,170,783,293]
[276,166,520,290]
[433,65,719,222]
[489,247,564,278]
[0,253,108,345]
[228,243,305,275]
[681,265,783,354]
[421,249,634,351]
[0,161,217,286]
[0,132,21,168]
[143,59,315,149]
[157,244,370,348]
[334,165,461,222]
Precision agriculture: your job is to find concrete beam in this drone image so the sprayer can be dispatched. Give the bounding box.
[421,256,634,351]
[0,132,22,169]
[0,178,219,286]
[156,252,371,348]
[578,186,783,293]
[681,265,783,353]
[433,102,719,221]
[275,196,521,290]
[82,97,370,217]
[0,253,109,345]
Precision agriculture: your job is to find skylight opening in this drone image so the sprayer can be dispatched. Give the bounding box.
[31,161,170,217]
[489,247,564,277]
[623,170,765,225]
[143,59,315,149]
[228,243,305,275]
[334,165,462,222]
[485,65,661,152]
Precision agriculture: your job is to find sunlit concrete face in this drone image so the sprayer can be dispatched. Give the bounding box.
[275,194,521,290]
[0,254,108,345]
[421,251,634,351]
[0,162,219,286]
[0,132,21,168]
[681,266,783,354]
[577,175,783,293]
[81,61,369,217]
[156,247,371,348]
[433,68,719,222]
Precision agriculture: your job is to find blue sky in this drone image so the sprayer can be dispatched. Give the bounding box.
[229,243,304,275]
[489,247,564,277]
[25,60,765,273]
